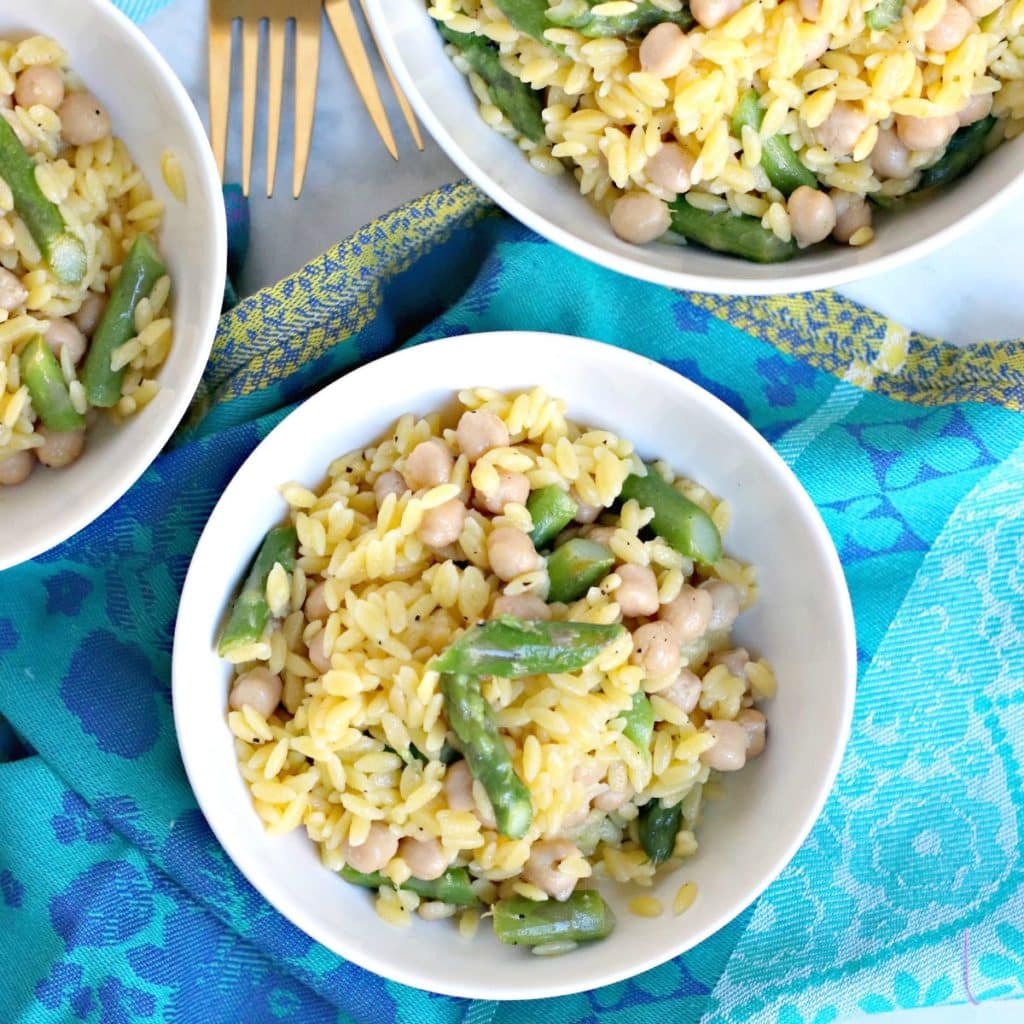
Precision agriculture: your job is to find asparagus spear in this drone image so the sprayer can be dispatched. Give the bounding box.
[865,0,903,30]
[20,335,85,432]
[0,115,87,285]
[492,0,553,42]
[668,197,799,263]
[527,485,578,549]
[730,90,817,197]
[621,691,654,762]
[872,116,997,208]
[80,234,166,407]
[438,24,546,142]
[217,526,298,656]
[916,115,997,193]
[546,538,615,603]
[432,617,625,677]
[638,798,683,865]
[340,865,478,906]
[620,467,722,565]
[546,0,694,37]
[441,672,533,838]
[493,890,616,945]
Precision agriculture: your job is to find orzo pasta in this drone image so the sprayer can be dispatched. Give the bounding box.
[220,387,775,951]
[0,35,173,487]
[426,0,1023,260]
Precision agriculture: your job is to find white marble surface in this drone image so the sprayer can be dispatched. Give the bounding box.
[131,5,1021,1022]
[141,0,1024,345]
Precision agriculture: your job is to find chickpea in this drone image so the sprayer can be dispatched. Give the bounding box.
[307,631,333,674]
[701,580,740,632]
[0,268,27,312]
[959,92,993,126]
[229,667,283,719]
[815,102,870,158]
[35,427,84,468]
[645,143,695,195]
[44,317,87,364]
[0,450,34,486]
[614,563,660,618]
[661,585,713,644]
[398,837,449,881]
[418,498,466,549]
[895,113,959,151]
[787,185,837,247]
[658,668,702,714]
[403,439,453,490]
[699,719,748,771]
[522,839,580,902]
[798,0,821,19]
[444,760,497,828]
[736,708,767,757]
[638,23,691,79]
[630,620,682,679]
[592,785,634,812]
[491,594,551,620]
[373,469,408,507]
[474,469,530,515]
[342,822,398,875]
[15,66,65,110]
[710,647,750,677]
[455,409,509,463]
[72,293,107,336]
[924,0,974,53]
[487,526,542,581]
[304,581,329,621]
[58,91,112,147]
[831,189,872,244]
[609,192,671,246]
[870,128,912,179]
[690,0,742,28]
[0,94,11,111]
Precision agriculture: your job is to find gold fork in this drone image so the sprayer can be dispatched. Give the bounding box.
[324,0,424,160]
[208,0,323,199]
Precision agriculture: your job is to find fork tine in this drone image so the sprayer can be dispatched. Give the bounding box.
[324,0,397,161]
[292,5,322,199]
[379,58,425,152]
[207,8,234,181]
[240,16,261,197]
[265,16,286,198]
[356,0,425,151]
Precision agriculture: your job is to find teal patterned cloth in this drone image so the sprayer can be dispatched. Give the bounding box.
[2,3,1023,1022]
[2,183,1024,1024]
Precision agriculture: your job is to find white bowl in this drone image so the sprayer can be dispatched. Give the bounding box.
[0,0,226,570]
[173,332,857,1000]
[364,0,1024,296]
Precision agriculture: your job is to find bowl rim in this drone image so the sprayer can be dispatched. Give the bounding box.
[172,331,858,999]
[363,0,1024,297]
[0,0,227,570]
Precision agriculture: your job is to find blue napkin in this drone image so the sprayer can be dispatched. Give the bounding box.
[1,180,1023,1024]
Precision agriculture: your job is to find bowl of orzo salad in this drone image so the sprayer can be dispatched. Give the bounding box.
[363,0,1024,292]
[173,332,856,998]
[0,0,225,569]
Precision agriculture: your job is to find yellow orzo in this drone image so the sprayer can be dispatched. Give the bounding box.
[222,387,776,952]
[427,0,1024,257]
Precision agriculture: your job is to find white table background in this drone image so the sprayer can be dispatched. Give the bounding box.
[141,4,1022,1022]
